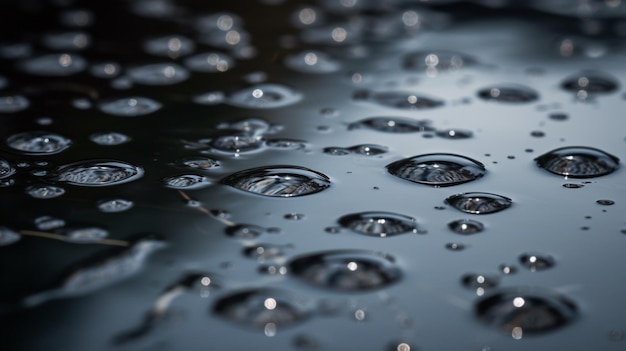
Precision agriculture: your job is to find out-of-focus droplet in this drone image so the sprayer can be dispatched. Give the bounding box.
[144,35,195,58]
[561,71,618,94]
[519,253,555,271]
[184,52,234,72]
[26,184,65,199]
[99,97,162,116]
[348,117,433,133]
[0,95,30,113]
[478,85,539,103]
[284,51,340,74]
[42,32,91,51]
[97,199,134,213]
[127,63,189,85]
[34,216,65,230]
[448,219,484,234]
[20,54,87,76]
[0,227,20,246]
[90,62,121,79]
[163,174,211,189]
[436,129,473,139]
[221,166,330,197]
[227,84,302,109]
[89,132,131,146]
[355,90,444,110]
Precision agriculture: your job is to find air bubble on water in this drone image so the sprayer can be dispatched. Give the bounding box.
[97,199,134,213]
[475,288,577,335]
[284,51,340,74]
[445,192,512,214]
[90,62,121,79]
[35,216,65,230]
[448,219,484,234]
[288,250,401,291]
[387,153,486,187]
[184,52,234,72]
[404,50,474,72]
[221,165,331,197]
[561,71,619,94]
[445,243,466,251]
[99,97,162,116]
[57,160,144,187]
[20,54,87,76]
[477,84,539,103]
[338,212,418,237]
[89,132,130,146]
[596,199,615,205]
[355,90,444,110]
[65,227,109,242]
[0,227,20,246]
[163,174,211,189]
[519,253,555,271]
[0,158,16,179]
[436,129,473,139]
[0,95,30,113]
[42,31,90,51]
[535,146,619,178]
[193,91,226,105]
[127,63,189,85]
[6,131,72,155]
[26,184,65,199]
[348,117,433,133]
[174,157,219,170]
[227,84,302,109]
[144,35,195,58]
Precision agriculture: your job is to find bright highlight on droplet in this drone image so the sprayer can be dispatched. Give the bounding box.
[201,277,211,286]
[332,27,347,42]
[264,298,277,310]
[252,89,263,98]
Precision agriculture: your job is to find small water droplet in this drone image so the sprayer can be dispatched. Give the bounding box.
[348,117,433,133]
[448,219,484,234]
[184,52,234,72]
[499,264,518,275]
[284,213,305,220]
[445,242,466,251]
[535,146,619,178]
[548,112,568,121]
[284,51,341,74]
[478,85,539,103]
[174,157,219,170]
[387,153,486,187]
[20,54,87,76]
[225,224,266,239]
[57,160,144,187]
[127,63,189,85]
[244,243,292,260]
[461,273,499,291]
[0,95,30,113]
[404,50,474,73]
[43,31,91,51]
[34,216,65,230]
[89,132,130,146]
[26,184,65,199]
[519,253,555,271]
[99,97,162,116]
[0,227,20,246]
[163,174,211,189]
[97,199,134,213]
[596,199,615,205]
[144,35,195,58]
[338,212,418,237]
[436,129,473,139]
[221,166,330,197]
[227,84,302,109]
[6,131,72,155]
[66,227,109,242]
[193,91,226,105]
[90,62,121,79]
[288,250,401,291]
[530,130,545,138]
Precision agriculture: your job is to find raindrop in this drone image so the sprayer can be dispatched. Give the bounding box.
[355,90,444,110]
[127,63,189,85]
[89,132,131,145]
[174,157,219,170]
[34,216,65,230]
[596,199,615,205]
[337,212,418,237]
[477,85,539,103]
[20,54,87,76]
[535,146,619,178]
[519,253,555,271]
[57,160,144,187]
[97,199,134,213]
[561,71,618,94]
[99,97,162,116]
[288,250,401,291]
[461,273,499,290]
[445,192,513,214]
[475,288,578,335]
[221,165,331,198]
[184,52,234,72]
[144,35,195,57]
[213,288,310,329]
[26,184,65,199]
[448,219,484,234]
[0,227,20,246]
[6,131,72,155]
[284,51,340,74]
[445,243,466,251]
[0,95,30,113]
[348,117,433,133]
[436,129,473,139]
[163,174,211,189]
[0,158,16,179]
[66,227,109,242]
[387,153,486,187]
[404,50,474,72]
[227,84,302,109]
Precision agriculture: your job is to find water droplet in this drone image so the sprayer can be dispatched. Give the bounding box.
[349,144,387,156]
[0,227,20,246]
[213,288,309,329]
[561,71,618,94]
[596,199,615,205]
[59,9,94,28]
[89,132,130,146]
[227,84,302,109]
[127,63,189,86]
[530,130,545,138]
[202,134,264,154]
[225,224,266,239]
[562,183,584,188]
[387,153,486,187]
[448,219,484,234]
[90,62,121,79]
[20,54,87,76]
[284,213,305,220]
[244,243,292,260]
[99,97,162,116]
[0,42,31,59]
[0,95,30,113]
[221,166,330,198]
[266,139,307,150]
[0,158,16,179]
[445,192,513,214]
[478,85,539,103]
[144,35,195,58]
[348,117,433,133]
[519,253,555,271]
[6,131,72,155]
[184,52,234,72]
[284,51,340,74]
[535,146,619,178]
[34,216,65,230]
[548,112,568,121]
[174,157,219,170]
[354,90,444,110]
[404,50,474,72]
[475,288,578,335]
[42,31,91,51]
[337,212,418,237]
[193,91,226,105]
[163,174,211,189]
[26,184,65,199]
[66,227,109,242]
[436,129,473,139]
[97,199,134,213]
[57,160,144,187]
[445,242,466,251]
[461,273,499,290]
[288,250,401,291]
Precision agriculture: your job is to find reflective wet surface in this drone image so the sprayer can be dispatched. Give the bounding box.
[2,0,626,350]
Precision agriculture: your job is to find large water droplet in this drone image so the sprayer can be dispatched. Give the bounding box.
[89,132,131,145]
[348,117,433,133]
[7,131,72,155]
[99,97,162,116]
[213,288,310,328]
[221,166,330,197]
[284,51,341,74]
[448,219,484,234]
[26,184,65,199]
[288,250,401,291]
[127,63,189,85]
[20,54,87,76]
[0,95,30,113]
[0,227,20,246]
[535,146,619,178]
[445,192,513,214]
[475,288,578,335]
[184,52,234,72]
[519,253,555,271]
[227,84,302,109]
[163,174,211,189]
[354,90,444,110]
[337,212,418,237]
[387,153,486,187]
[478,85,539,103]
[561,71,618,94]
[57,160,144,187]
